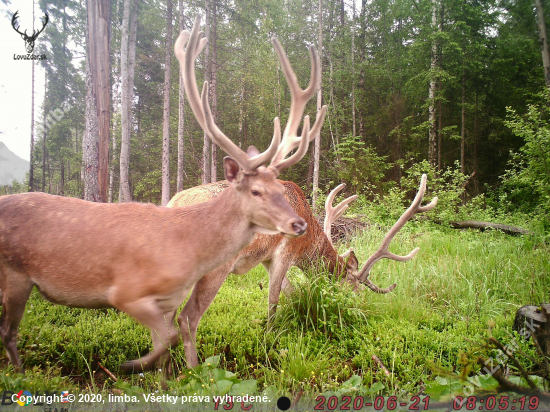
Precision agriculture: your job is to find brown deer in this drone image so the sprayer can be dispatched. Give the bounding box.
[0,16,318,374]
[169,175,437,368]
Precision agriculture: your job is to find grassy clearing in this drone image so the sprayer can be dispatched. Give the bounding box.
[0,222,548,400]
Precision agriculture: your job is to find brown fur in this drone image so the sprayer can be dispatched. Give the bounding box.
[169,180,358,368]
[0,167,307,374]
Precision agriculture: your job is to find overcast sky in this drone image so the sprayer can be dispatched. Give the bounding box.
[1,0,46,161]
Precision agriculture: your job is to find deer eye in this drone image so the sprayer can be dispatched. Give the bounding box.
[251,190,261,196]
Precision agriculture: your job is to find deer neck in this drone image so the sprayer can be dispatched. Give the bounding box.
[179,185,257,275]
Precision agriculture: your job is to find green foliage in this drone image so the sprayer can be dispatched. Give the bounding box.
[273,269,367,337]
[167,356,257,397]
[335,135,392,194]
[500,93,550,216]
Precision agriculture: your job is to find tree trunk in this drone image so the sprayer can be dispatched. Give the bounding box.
[535,0,550,88]
[177,0,185,192]
[161,0,173,206]
[210,0,218,183]
[428,0,438,168]
[119,0,132,202]
[86,0,111,202]
[312,0,322,212]
[202,0,211,184]
[460,66,466,174]
[43,75,47,193]
[83,58,101,202]
[29,1,35,192]
[351,0,356,138]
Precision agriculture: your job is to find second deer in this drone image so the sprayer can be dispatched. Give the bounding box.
[169,176,437,368]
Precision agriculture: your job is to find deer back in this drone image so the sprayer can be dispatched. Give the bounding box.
[168,181,340,275]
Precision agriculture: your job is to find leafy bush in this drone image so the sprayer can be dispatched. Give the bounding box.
[499,92,550,217]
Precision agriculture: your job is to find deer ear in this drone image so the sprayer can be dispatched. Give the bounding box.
[346,251,359,272]
[224,157,241,183]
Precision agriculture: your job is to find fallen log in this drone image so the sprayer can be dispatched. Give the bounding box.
[449,220,533,236]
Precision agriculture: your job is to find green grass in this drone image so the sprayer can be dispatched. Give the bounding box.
[0,222,548,400]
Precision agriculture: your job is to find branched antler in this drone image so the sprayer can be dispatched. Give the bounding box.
[12,11,49,53]
[323,183,358,253]
[357,174,437,293]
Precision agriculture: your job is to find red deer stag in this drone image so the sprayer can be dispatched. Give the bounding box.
[169,175,437,368]
[0,16,316,375]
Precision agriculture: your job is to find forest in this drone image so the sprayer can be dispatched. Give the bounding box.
[0,0,549,408]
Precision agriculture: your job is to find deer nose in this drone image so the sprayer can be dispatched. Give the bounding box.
[292,219,307,236]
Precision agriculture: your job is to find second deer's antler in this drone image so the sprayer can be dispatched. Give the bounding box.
[324,183,358,250]
[357,174,437,293]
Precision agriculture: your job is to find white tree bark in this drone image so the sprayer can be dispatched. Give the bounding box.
[177,0,185,192]
[161,0,173,206]
[312,0,322,211]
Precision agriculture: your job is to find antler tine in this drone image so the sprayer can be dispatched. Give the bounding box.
[357,174,438,293]
[175,16,279,172]
[323,183,358,247]
[11,11,25,36]
[34,13,49,38]
[270,38,326,170]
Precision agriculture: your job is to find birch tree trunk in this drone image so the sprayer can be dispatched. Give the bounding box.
[161,0,173,206]
[210,0,218,183]
[119,0,131,201]
[29,1,35,192]
[86,0,110,202]
[428,0,438,168]
[460,66,465,174]
[351,0,356,138]
[535,0,550,88]
[83,58,100,202]
[177,0,185,192]
[312,0,322,212]
[202,0,211,184]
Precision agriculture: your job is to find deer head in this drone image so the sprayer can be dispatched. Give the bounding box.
[324,175,437,293]
[11,11,49,54]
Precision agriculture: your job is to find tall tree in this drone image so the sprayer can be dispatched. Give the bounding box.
[202,0,211,184]
[176,0,185,192]
[312,0,322,211]
[161,0,173,206]
[119,0,132,201]
[210,0,218,183]
[535,0,550,88]
[29,1,36,192]
[85,0,110,202]
[428,0,438,168]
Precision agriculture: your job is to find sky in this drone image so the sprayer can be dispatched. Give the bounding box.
[0,0,46,161]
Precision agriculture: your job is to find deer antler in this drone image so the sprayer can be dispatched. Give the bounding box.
[11,11,25,37]
[323,183,358,250]
[269,39,327,172]
[12,11,48,41]
[357,174,437,293]
[174,16,280,172]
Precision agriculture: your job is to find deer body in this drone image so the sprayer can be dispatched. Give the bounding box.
[0,15,323,374]
[170,180,354,368]
[0,175,305,372]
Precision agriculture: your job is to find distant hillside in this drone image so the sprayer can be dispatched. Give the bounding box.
[0,142,29,186]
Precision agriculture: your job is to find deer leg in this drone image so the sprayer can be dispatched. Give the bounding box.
[150,309,177,378]
[264,258,292,322]
[117,299,181,374]
[0,268,34,371]
[178,262,232,368]
[281,275,295,295]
